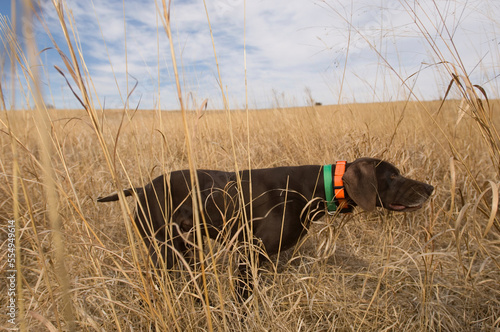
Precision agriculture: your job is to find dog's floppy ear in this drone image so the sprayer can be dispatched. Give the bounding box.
[342,159,378,211]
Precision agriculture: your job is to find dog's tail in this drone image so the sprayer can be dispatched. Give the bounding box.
[97,188,142,202]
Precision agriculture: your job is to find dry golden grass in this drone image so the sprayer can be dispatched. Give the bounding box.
[1,1,500,331]
[1,100,499,331]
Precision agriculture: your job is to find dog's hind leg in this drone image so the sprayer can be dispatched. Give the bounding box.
[234,239,267,302]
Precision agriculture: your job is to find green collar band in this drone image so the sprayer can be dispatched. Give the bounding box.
[323,164,337,212]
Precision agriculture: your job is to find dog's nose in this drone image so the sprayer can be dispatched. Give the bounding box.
[425,184,434,195]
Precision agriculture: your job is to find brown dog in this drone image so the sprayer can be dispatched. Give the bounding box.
[98,158,433,298]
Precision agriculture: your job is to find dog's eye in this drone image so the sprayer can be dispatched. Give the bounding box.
[390,173,398,180]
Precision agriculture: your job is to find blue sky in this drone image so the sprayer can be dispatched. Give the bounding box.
[1,0,499,110]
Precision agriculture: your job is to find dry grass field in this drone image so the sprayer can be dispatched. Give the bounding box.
[1,100,499,331]
[1,1,500,331]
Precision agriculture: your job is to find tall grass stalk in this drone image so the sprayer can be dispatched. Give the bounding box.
[161,0,214,329]
[22,0,74,329]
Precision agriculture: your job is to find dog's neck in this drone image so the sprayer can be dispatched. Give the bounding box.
[323,162,353,214]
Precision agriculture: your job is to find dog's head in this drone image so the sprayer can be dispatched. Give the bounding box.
[342,158,434,212]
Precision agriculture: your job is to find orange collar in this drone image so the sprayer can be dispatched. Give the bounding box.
[324,161,352,213]
[334,161,351,212]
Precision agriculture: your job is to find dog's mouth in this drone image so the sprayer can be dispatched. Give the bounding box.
[388,203,423,212]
